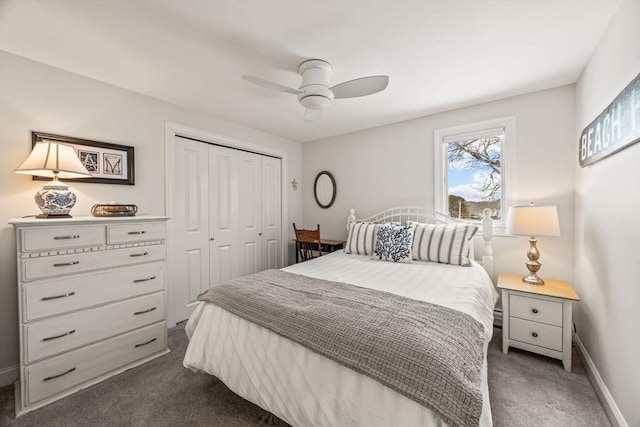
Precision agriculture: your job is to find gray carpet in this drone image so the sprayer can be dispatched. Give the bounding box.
[0,326,610,427]
[488,328,609,427]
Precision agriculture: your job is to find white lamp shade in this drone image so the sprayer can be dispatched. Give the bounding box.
[506,205,561,237]
[15,141,92,179]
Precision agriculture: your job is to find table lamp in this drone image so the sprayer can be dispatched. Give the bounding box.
[506,203,560,285]
[15,140,92,218]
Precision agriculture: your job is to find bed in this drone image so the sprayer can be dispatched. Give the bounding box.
[184,207,499,427]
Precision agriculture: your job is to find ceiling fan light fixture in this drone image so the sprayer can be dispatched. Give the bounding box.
[242,58,389,122]
[299,94,331,110]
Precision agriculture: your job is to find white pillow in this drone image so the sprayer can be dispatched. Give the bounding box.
[372,223,415,263]
[410,222,478,266]
[345,222,378,256]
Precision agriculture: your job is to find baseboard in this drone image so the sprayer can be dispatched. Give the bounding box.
[574,334,628,427]
[0,364,19,388]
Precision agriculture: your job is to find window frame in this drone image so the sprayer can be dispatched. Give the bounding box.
[434,116,517,233]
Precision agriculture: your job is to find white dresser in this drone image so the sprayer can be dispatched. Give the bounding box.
[9,216,170,416]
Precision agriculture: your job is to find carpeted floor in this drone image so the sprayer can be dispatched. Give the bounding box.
[487,328,609,427]
[0,326,610,427]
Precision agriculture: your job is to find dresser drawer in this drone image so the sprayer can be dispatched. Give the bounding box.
[21,226,105,252]
[24,262,165,321]
[509,317,562,352]
[107,223,165,244]
[25,321,166,405]
[510,294,562,326]
[25,293,165,363]
[21,245,165,281]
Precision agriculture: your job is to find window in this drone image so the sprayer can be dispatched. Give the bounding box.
[446,129,503,220]
[434,117,516,229]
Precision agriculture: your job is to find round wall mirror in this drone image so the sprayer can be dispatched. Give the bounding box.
[314,171,336,209]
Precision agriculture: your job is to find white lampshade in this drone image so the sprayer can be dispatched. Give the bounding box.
[506,205,561,237]
[15,140,92,218]
[15,140,92,179]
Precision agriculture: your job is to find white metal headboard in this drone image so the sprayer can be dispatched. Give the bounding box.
[346,207,494,277]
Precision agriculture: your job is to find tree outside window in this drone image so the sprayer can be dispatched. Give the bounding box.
[446,133,502,220]
[435,117,515,230]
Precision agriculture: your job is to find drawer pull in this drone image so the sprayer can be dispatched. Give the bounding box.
[42,329,76,342]
[53,261,80,267]
[41,292,76,301]
[134,337,157,348]
[134,307,157,316]
[129,251,149,258]
[43,367,76,382]
[531,332,538,338]
[133,276,156,283]
[128,231,147,235]
[532,308,539,314]
[53,235,80,240]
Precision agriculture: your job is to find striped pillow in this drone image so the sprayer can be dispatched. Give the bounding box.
[410,222,478,266]
[345,222,378,256]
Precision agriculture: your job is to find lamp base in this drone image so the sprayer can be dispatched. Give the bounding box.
[36,214,73,219]
[522,236,545,285]
[522,272,545,285]
[34,179,77,217]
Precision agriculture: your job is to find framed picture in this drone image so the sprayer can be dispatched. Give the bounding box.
[31,131,135,185]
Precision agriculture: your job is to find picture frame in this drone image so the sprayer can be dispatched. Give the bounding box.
[31,131,135,185]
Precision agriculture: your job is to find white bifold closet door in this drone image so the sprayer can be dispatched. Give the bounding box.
[172,137,281,323]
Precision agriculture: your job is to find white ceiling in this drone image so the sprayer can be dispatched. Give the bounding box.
[0,0,621,143]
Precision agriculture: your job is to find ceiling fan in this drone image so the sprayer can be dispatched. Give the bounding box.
[242,59,389,122]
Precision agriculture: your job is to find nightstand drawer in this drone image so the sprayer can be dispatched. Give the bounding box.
[510,294,562,326]
[509,317,562,351]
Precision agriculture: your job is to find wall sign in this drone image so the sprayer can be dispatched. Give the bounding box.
[579,72,640,167]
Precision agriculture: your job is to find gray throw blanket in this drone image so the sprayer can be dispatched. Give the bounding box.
[198,269,485,427]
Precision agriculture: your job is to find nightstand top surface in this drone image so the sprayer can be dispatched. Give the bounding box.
[497,273,580,301]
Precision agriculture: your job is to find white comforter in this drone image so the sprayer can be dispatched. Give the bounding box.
[184,252,499,427]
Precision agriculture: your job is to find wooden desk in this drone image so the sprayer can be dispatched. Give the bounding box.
[294,239,346,263]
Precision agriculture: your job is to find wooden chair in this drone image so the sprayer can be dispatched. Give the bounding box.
[293,223,321,262]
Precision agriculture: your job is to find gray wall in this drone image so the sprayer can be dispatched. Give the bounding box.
[574,1,640,425]
[299,3,640,423]
[301,85,576,286]
[0,52,303,385]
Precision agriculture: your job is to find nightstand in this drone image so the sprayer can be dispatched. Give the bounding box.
[497,273,580,372]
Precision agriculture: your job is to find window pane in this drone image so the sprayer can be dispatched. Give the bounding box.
[447,133,502,220]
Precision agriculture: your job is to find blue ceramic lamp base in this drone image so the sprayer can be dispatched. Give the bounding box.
[34,179,77,218]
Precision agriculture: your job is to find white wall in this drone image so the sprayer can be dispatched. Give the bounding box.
[574,1,640,425]
[302,85,576,285]
[0,52,302,383]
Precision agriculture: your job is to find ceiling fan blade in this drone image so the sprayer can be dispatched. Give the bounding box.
[304,108,323,122]
[331,75,389,99]
[242,75,302,95]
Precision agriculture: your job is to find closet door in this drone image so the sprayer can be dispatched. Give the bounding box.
[209,145,240,286]
[171,137,210,323]
[237,152,263,276]
[171,137,283,325]
[261,156,282,270]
